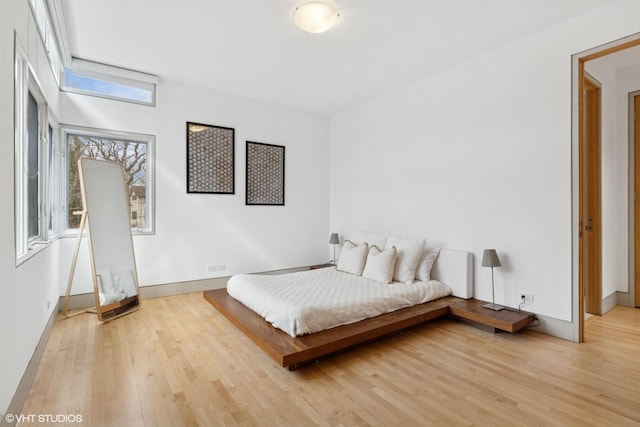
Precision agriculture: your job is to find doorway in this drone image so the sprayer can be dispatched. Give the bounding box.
[575,36,640,342]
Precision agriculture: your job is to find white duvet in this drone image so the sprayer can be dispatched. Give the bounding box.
[226,267,452,337]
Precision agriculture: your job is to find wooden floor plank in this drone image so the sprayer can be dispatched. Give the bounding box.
[16,292,640,426]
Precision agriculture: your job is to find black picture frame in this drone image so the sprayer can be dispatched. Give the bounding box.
[245,141,285,206]
[186,122,235,194]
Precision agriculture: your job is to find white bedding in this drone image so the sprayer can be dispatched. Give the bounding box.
[226,267,452,337]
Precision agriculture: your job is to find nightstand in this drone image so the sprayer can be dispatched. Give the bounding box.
[449,299,535,333]
[310,263,335,270]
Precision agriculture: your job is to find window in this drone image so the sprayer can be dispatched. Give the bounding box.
[27,0,65,85]
[15,39,56,263]
[26,91,40,240]
[64,127,155,234]
[62,59,157,106]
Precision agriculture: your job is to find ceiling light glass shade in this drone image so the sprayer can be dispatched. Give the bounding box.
[294,2,339,34]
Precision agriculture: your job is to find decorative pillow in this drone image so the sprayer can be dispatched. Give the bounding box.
[385,235,425,283]
[415,248,441,281]
[350,231,387,249]
[362,245,397,284]
[336,240,369,276]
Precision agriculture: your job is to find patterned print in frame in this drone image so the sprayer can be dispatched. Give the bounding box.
[246,141,285,206]
[186,122,234,194]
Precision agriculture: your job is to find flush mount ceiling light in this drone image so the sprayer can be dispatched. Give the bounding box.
[294,2,339,34]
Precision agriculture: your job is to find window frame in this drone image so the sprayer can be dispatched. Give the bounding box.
[47,114,63,239]
[27,0,65,86]
[61,125,156,236]
[15,36,57,264]
[62,60,157,106]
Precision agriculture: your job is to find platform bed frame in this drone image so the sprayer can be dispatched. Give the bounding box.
[203,249,474,370]
[204,289,462,369]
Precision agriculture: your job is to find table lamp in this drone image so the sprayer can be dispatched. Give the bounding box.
[482,249,503,311]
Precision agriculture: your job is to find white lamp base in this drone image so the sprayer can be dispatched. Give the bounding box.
[483,303,504,311]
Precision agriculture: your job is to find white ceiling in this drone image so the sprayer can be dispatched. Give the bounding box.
[60,0,617,115]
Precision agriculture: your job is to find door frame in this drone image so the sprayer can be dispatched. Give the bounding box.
[632,91,640,308]
[572,35,640,343]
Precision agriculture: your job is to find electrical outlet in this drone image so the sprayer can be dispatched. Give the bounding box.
[521,293,534,303]
[215,264,225,271]
[207,266,216,273]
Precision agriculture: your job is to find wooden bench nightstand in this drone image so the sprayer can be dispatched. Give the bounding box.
[449,299,535,333]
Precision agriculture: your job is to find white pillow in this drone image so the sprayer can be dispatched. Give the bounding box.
[350,231,387,249]
[415,248,441,281]
[385,235,425,283]
[113,270,137,297]
[96,266,114,294]
[362,245,397,284]
[336,240,369,276]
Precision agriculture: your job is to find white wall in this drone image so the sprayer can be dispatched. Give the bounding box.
[58,75,330,294]
[0,0,66,415]
[329,0,640,323]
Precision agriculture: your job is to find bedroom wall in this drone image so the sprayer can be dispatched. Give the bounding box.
[329,0,640,325]
[58,79,330,294]
[0,0,66,416]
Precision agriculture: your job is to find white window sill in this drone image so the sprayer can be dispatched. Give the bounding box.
[16,240,53,266]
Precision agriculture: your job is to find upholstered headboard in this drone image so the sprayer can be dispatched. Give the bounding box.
[430,249,474,299]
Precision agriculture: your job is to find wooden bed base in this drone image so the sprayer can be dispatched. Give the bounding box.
[203,289,462,369]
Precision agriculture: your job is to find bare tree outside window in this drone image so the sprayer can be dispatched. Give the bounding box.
[67,133,147,229]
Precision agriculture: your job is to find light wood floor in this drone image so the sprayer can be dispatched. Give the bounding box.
[18,292,640,426]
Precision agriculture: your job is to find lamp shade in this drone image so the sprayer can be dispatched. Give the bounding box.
[329,233,340,244]
[481,249,501,268]
[294,2,339,34]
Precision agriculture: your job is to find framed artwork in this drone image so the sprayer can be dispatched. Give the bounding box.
[186,122,234,194]
[246,141,285,206]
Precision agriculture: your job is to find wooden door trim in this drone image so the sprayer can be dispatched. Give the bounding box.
[633,93,640,307]
[583,74,602,316]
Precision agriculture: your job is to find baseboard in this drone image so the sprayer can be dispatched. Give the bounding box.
[523,313,575,342]
[57,266,579,343]
[615,291,630,307]
[1,302,59,427]
[58,266,310,310]
[602,292,618,314]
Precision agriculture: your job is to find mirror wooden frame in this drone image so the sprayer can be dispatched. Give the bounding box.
[63,159,141,321]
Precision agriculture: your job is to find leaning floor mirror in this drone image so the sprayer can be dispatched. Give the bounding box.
[64,158,141,321]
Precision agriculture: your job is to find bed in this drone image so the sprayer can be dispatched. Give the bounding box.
[204,247,474,369]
